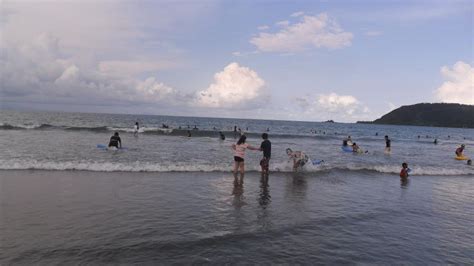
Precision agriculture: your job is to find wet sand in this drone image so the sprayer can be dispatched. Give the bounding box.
[1,170,473,264]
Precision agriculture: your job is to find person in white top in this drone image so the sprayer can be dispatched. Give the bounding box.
[232,135,259,175]
[134,122,139,136]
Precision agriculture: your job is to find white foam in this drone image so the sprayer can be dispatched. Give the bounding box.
[0,159,472,175]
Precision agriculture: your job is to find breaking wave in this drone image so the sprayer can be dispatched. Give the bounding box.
[0,159,472,176]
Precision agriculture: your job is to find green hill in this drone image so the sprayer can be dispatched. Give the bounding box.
[358,103,474,128]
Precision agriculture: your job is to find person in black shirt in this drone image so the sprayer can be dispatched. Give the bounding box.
[384,135,391,154]
[259,133,271,176]
[108,132,122,149]
[219,131,225,140]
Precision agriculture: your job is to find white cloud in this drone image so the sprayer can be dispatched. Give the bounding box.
[98,60,178,77]
[250,13,353,53]
[294,93,370,122]
[434,61,474,105]
[290,11,304,17]
[257,25,269,30]
[276,20,290,27]
[196,63,266,108]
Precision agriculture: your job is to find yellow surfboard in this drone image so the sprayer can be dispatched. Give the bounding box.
[455,155,469,160]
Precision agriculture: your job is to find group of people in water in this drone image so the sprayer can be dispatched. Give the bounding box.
[107,122,471,180]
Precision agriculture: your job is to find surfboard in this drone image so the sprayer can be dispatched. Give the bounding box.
[97,144,127,150]
[455,155,469,160]
[341,146,353,152]
[312,159,324,165]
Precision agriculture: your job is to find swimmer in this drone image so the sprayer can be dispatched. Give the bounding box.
[455,144,465,157]
[286,148,309,172]
[400,162,411,178]
[231,135,259,175]
[343,135,352,146]
[219,131,225,140]
[352,142,362,153]
[467,159,472,166]
[434,138,438,144]
[108,132,122,149]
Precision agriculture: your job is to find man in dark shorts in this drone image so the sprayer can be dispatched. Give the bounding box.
[108,132,122,149]
[259,133,271,176]
[384,135,391,154]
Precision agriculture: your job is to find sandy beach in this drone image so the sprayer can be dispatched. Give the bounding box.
[1,169,473,264]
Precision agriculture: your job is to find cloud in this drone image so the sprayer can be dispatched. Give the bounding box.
[257,25,269,30]
[290,11,304,17]
[294,93,370,121]
[434,61,474,105]
[250,13,353,53]
[0,33,180,106]
[196,63,266,108]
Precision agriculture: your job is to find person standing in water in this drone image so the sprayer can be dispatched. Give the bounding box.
[134,122,139,136]
[219,131,225,140]
[400,162,411,178]
[108,132,122,149]
[231,135,259,176]
[259,133,271,177]
[384,135,391,154]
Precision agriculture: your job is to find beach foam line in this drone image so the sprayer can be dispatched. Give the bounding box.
[0,159,472,176]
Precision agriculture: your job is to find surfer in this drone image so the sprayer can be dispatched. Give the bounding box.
[259,133,271,176]
[108,132,122,149]
[455,144,465,157]
[400,162,411,178]
[286,148,309,172]
[231,135,260,175]
[384,135,391,153]
[134,122,139,136]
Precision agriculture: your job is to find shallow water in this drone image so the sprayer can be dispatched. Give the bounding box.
[1,170,473,264]
[1,110,473,175]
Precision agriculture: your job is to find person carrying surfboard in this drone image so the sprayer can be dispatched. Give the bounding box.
[108,132,122,149]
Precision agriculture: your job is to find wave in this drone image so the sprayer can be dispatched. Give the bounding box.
[0,123,54,130]
[0,159,472,176]
[0,123,342,139]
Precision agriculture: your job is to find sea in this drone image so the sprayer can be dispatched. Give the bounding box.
[1,110,473,264]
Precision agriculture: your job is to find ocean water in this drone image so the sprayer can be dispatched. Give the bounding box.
[1,110,473,175]
[1,110,473,264]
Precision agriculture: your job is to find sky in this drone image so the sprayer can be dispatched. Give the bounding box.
[0,0,472,122]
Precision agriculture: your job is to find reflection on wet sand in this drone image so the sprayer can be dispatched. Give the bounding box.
[400,177,410,188]
[232,173,245,208]
[258,175,271,208]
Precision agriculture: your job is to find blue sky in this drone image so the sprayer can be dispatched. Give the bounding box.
[0,0,472,122]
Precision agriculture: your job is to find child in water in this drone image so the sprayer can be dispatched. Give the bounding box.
[231,135,259,175]
[286,148,309,172]
[400,162,411,178]
[455,144,465,157]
